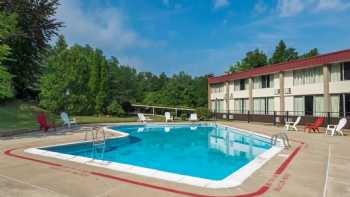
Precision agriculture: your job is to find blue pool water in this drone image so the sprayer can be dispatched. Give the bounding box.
[42,124,272,180]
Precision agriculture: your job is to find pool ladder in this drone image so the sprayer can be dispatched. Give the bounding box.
[271,132,291,149]
[82,127,107,159]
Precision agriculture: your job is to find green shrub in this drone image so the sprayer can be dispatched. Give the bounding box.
[107,100,124,116]
[180,113,188,120]
[196,107,212,120]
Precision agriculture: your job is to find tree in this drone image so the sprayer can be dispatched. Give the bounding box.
[269,40,298,64]
[52,34,68,54]
[40,36,209,114]
[242,49,268,69]
[160,72,197,107]
[228,41,320,73]
[107,100,124,116]
[137,72,161,99]
[109,62,141,104]
[300,48,319,59]
[143,91,165,106]
[40,42,111,115]
[158,72,169,87]
[95,52,109,114]
[191,76,208,107]
[0,12,16,101]
[270,40,287,64]
[229,49,268,72]
[284,48,298,61]
[1,0,63,98]
[228,61,242,73]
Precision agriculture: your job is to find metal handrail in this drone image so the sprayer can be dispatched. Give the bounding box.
[271,132,290,149]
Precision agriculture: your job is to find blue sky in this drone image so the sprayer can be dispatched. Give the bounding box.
[56,0,350,76]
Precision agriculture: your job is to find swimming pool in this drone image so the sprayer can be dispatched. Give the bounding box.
[25,124,282,188]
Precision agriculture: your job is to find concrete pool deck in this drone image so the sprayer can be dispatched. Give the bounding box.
[0,121,349,197]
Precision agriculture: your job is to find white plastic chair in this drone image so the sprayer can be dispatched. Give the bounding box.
[326,118,347,136]
[189,113,198,121]
[60,112,78,128]
[165,112,173,122]
[137,113,152,123]
[285,116,301,131]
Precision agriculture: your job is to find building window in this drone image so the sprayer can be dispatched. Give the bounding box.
[253,75,274,89]
[330,63,341,81]
[331,94,350,117]
[262,75,272,88]
[331,95,340,117]
[293,67,323,86]
[313,96,324,116]
[239,79,246,90]
[344,62,350,80]
[330,62,350,82]
[294,96,305,116]
[234,80,239,91]
[253,97,274,115]
[212,84,224,93]
[211,100,225,113]
[234,79,247,91]
[305,96,313,115]
[293,95,323,116]
[253,77,261,89]
[234,98,248,113]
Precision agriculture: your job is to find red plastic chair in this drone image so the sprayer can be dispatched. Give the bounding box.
[304,117,325,133]
[37,112,56,132]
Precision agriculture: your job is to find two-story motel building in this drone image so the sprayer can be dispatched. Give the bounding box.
[208,49,350,118]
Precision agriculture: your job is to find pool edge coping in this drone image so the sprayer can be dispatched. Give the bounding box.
[23,123,284,189]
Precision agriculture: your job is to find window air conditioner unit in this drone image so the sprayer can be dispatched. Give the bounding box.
[285,88,291,94]
[229,94,234,99]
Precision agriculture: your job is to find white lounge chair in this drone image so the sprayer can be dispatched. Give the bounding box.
[285,116,301,131]
[137,113,152,123]
[326,118,347,136]
[60,112,78,128]
[189,113,198,121]
[165,112,173,122]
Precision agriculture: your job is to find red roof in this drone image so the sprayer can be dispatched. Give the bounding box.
[208,48,350,84]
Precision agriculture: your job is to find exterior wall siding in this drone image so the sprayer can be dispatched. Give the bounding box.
[252,88,274,98]
[329,81,350,94]
[231,90,249,99]
[284,71,293,89]
[291,83,324,96]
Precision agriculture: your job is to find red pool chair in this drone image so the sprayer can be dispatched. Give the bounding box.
[304,117,325,133]
[37,112,56,132]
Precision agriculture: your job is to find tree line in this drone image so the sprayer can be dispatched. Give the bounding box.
[228,40,319,72]
[0,0,208,116]
[40,35,209,115]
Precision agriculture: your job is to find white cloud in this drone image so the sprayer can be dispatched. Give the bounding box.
[56,0,151,52]
[316,0,350,11]
[118,56,144,68]
[277,0,350,17]
[252,0,269,16]
[213,0,230,9]
[277,0,306,17]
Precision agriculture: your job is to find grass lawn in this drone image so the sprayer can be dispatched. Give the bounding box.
[0,100,165,132]
[0,101,60,131]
